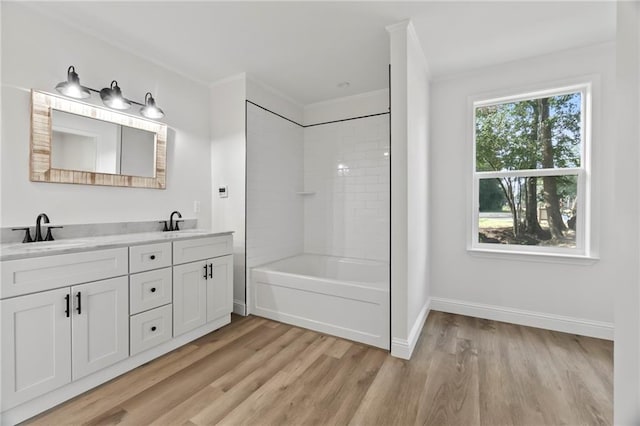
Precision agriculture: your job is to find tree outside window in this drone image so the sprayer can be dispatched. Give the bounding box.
[473,86,588,253]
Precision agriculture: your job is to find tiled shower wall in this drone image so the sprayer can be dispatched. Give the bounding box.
[246,103,304,268]
[303,115,390,261]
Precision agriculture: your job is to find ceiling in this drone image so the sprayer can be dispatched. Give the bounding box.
[30,1,616,105]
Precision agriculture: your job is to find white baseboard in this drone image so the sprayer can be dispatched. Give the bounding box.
[430,297,613,340]
[391,298,431,360]
[233,300,247,316]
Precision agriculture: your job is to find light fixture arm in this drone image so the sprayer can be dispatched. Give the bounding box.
[86,85,148,107]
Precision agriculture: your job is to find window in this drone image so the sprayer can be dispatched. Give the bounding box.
[472,84,590,256]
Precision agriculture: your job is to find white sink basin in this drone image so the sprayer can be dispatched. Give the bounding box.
[158,229,210,238]
[7,241,87,252]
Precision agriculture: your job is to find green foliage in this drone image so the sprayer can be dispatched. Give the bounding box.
[475,92,582,241]
[554,175,578,199]
[479,179,507,212]
[475,93,581,172]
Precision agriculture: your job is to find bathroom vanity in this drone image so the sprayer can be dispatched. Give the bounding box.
[0,230,233,424]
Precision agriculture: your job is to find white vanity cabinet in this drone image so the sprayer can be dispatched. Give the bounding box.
[0,274,128,409]
[173,235,234,336]
[0,231,233,425]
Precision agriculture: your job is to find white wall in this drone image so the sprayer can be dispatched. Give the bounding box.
[210,74,247,314]
[430,43,615,337]
[211,74,305,314]
[388,20,431,359]
[247,76,303,124]
[246,102,304,268]
[304,114,390,261]
[304,89,388,125]
[406,23,430,344]
[1,3,212,228]
[614,1,640,423]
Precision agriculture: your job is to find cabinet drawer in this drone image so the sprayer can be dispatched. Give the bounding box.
[173,234,233,265]
[129,242,172,273]
[130,304,172,356]
[130,268,172,315]
[1,248,128,299]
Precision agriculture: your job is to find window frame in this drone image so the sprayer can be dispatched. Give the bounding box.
[470,83,592,257]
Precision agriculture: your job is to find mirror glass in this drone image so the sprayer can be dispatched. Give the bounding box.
[31,90,167,189]
[51,110,156,177]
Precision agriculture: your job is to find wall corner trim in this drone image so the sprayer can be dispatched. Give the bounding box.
[391,298,432,359]
[385,19,411,34]
[245,74,304,108]
[233,300,247,316]
[209,72,247,89]
[430,297,613,340]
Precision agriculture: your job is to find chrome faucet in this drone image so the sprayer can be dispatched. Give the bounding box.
[169,210,183,231]
[35,213,50,242]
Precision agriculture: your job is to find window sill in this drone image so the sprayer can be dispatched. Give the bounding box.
[467,247,599,265]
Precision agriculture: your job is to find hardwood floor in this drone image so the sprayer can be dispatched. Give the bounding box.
[26,311,612,425]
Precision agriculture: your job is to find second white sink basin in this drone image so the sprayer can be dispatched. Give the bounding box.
[159,229,210,238]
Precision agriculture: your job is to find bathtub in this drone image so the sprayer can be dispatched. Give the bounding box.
[250,254,390,349]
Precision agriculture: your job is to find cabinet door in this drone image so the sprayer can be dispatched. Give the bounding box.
[71,276,129,380]
[173,261,207,336]
[206,255,234,322]
[1,288,71,410]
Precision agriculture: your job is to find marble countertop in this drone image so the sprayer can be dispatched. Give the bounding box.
[0,229,234,261]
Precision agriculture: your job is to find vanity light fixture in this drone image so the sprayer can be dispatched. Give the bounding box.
[100,80,132,110]
[55,65,166,119]
[140,92,165,119]
[55,66,91,99]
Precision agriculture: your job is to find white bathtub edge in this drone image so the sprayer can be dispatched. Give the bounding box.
[253,305,389,350]
[391,298,432,360]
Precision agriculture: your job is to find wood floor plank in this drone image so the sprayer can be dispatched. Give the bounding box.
[151,327,306,426]
[416,337,480,426]
[217,355,340,425]
[27,315,264,426]
[350,326,434,425]
[25,312,613,426]
[301,345,387,425]
[91,323,282,425]
[214,334,343,425]
[324,338,352,359]
[189,329,319,425]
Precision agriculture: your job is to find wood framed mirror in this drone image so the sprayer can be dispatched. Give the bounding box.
[30,90,167,189]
